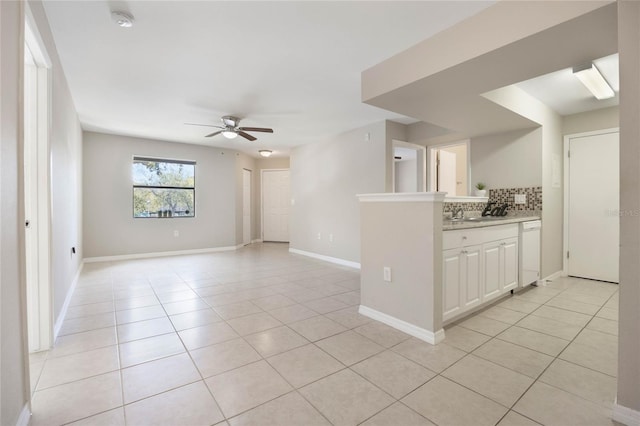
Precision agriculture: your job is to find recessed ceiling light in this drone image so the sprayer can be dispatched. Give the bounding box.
[259,150,273,158]
[111,11,134,28]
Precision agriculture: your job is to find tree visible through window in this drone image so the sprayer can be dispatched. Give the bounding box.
[133,157,195,218]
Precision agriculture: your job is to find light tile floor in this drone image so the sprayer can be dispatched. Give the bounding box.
[29,243,620,425]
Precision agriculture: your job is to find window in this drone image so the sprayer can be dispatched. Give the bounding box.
[132,157,195,218]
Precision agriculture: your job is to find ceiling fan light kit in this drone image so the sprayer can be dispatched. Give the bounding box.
[111,11,134,28]
[186,115,273,141]
[259,150,273,158]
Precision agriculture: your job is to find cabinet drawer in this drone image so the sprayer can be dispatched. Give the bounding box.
[443,229,485,250]
[483,224,518,242]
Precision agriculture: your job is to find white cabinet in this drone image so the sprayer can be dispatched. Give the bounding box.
[443,224,519,322]
[482,237,519,302]
[443,245,481,321]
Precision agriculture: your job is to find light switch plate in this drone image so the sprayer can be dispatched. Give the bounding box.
[514,194,526,204]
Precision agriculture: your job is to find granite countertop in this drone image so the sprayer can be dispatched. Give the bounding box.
[443,214,541,230]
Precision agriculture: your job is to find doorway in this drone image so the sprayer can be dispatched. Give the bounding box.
[242,169,252,246]
[564,129,619,283]
[24,6,53,355]
[428,141,470,196]
[262,169,290,242]
[392,140,425,193]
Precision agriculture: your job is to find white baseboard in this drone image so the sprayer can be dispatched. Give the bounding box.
[542,270,563,283]
[289,248,360,270]
[251,239,263,243]
[16,402,31,426]
[359,305,445,345]
[83,245,239,263]
[53,261,84,341]
[613,401,640,426]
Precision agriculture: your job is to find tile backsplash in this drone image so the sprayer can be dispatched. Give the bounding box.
[489,187,542,211]
[442,202,486,213]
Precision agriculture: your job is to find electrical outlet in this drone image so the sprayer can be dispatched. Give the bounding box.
[383,267,392,282]
[317,232,321,240]
[329,234,334,242]
[514,194,526,204]
[174,230,179,237]
[364,132,370,141]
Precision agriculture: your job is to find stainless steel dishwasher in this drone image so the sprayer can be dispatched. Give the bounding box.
[519,220,541,288]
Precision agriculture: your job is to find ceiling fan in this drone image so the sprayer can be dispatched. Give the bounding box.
[185,115,273,141]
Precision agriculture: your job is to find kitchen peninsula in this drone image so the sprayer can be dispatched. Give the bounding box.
[357,192,540,344]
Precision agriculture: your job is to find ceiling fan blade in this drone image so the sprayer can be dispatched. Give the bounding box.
[185,123,224,129]
[205,130,223,138]
[238,127,274,133]
[238,131,257,141]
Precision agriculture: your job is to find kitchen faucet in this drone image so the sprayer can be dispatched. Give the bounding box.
[452,207,464,220]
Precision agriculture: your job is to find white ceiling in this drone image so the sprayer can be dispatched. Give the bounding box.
[42,1,494,157]
[516,54,619,116]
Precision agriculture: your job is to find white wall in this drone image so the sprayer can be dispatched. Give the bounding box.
[1,2,30,424]
[290,121,387,263]
[470,127,542,190]
[83,132,239,258]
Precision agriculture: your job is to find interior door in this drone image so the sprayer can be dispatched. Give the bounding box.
[568,131,619,283]
[262,170,290,242]
[242,169,251,245]
[438,150,457,196]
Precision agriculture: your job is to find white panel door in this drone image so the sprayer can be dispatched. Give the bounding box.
[262,170,290,242]
[483,242,501,300]
[502,238,519,291]
[462,245,482,310]
[442,249,462,320]
[568,131,619,283]
[438,150,457,196]
[242,169,251,245]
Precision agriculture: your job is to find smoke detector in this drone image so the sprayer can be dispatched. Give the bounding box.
[111,11,134,28]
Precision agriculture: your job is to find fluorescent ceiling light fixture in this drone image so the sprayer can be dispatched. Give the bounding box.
[259,150,273,158]
[573,63,615,100]
[111,11,134,28]
[222,130,238,139]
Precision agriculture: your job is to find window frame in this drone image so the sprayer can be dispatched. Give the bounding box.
[132,156,196,219]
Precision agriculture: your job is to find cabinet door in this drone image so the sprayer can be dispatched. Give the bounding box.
[483,242,501,301]
[462,245,482,310]
[442,248,462,321]
[502,237,519,291]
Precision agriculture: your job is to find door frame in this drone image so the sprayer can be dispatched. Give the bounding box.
[242,168,252,246]
[562,127,619,276]
[391,140,426,193]
[427,139,470,195]
[261,168,289,242]
[24,3,53,352]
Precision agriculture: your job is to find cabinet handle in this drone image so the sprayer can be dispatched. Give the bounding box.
[462,236,467,240]
[461,250,467,254]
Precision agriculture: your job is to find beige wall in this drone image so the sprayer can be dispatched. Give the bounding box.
[290,121,386,263]
[470,127,543,190]
[563,106,619,135]
[360,198,443,336]
[235,153,257,244]
[83,132,239,258]
[1,2,30,423]
[255,157,290,240]
[617,0,640,415]
[31,0,86,321]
